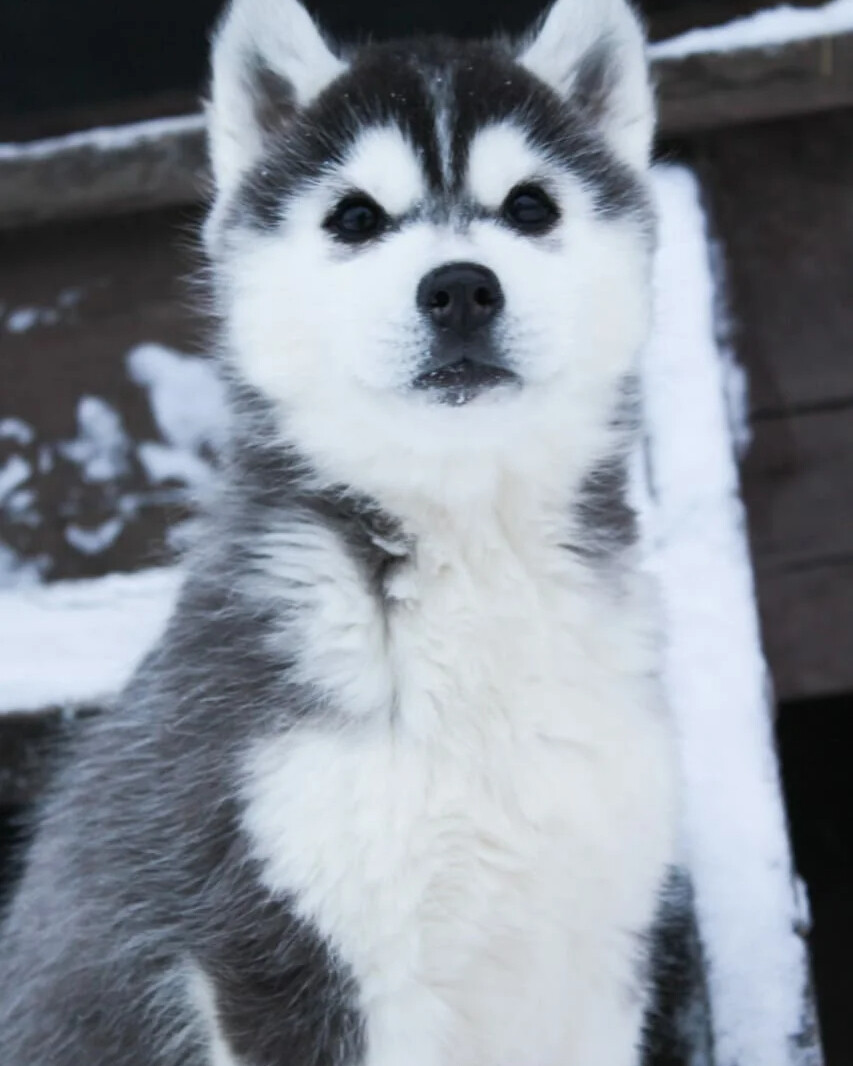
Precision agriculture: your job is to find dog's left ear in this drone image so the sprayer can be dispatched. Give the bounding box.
[520,0,653,170]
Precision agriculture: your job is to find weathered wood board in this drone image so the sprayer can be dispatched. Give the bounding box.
[654,30,853,135]
[694,108,853,701]
[757,563,853,702]
[694,110,853,416]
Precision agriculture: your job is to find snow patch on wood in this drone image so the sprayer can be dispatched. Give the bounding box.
[0,114,206,163]
[651,0,853,59]
[641,164,820,1066]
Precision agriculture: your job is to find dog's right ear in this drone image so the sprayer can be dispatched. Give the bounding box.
[207,0,344,203]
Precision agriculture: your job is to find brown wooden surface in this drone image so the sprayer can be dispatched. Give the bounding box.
[746,411,853,573]
[693,110,853,417]
[0,208,208,580]
[2,32,853,229]
[0,117,208,231]
[655,32,853,135]
[695,109,853,702]
[756,564,853,704]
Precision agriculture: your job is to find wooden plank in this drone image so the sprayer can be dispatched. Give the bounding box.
[692,106,853,702]
[744,406,853,573]
[1,32,853,228]
[0,116,208,230]
[655,31,853,134]
[694,109,853,417]
[754,561,853,702]
[740,403,853,701]
[741,403,853,703]
[0,90,199,144]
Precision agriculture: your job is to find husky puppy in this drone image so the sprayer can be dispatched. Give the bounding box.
[0,1,677,1063]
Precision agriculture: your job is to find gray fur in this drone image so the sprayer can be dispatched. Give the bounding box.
[0,7,683,1065]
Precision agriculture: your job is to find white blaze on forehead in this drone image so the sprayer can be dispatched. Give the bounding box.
[466,123,548,209]
[339,125,426,216]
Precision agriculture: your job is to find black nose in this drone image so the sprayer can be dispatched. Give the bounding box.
[417,262,504,336]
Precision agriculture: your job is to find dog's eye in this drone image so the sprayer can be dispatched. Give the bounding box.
[325,196,387,243]
[502,185,559,234]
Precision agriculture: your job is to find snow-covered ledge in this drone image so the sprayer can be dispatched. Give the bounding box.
[0,163,822,1065]
[650,0,853,59]
[0,568,179,715]
[639,166,821,1066]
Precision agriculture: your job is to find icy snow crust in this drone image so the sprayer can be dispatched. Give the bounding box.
[651,0,853,59]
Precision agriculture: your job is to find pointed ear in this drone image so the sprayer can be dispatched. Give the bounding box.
[520,0,654,170]
[207,0,345,200]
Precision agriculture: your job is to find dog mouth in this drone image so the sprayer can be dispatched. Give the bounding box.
[413,359,520,406]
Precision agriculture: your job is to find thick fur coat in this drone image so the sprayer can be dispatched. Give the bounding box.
[0,2,692,1063]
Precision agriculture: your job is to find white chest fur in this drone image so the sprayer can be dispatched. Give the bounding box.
[242,512,675,1066]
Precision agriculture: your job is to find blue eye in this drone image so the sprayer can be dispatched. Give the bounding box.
[326,196,387,243]
[502,185,559,234]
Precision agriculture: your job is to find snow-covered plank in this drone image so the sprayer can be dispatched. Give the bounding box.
[0,114,207,230]
[654,27,853,134]
[651,0,853,59]
[3,3,853,227]
[641,164,822,1066]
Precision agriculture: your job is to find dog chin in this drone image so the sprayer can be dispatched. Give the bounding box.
[411,359,522,407]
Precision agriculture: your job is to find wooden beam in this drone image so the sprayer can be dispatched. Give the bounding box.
[655,29,853,134]
[691,109,853,418]
[0,115,208,230]
[0,31,852,229]
[753,561,853,703]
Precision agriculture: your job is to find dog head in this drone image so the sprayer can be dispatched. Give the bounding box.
[206,0,655,507]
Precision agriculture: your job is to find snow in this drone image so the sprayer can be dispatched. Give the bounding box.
[651,0,853,59]
[640,165,818,1065]
[127,342,228,496]
[0,113,206,163]
[0,456,30,502]
[137,441,216,489]
[0,568,181,713]
[2,289,84,334]
[127,343,229,469]
[0,544,44,591]
[65,518,125,556]
[57,287,84,310]
[59,396,131,483]
[0,418,35,446]
[5,308,45,333]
